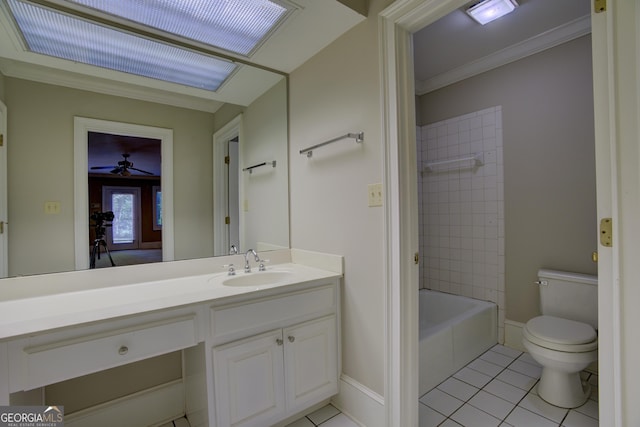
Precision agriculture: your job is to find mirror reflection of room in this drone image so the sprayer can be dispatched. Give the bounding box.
[88,132,162,268]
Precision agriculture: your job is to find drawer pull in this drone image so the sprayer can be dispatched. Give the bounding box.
[288,336,295,343]
[276,338,283,346]
[118,346,129,355]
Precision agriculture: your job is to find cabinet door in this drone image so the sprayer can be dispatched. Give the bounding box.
[212,329,285,427]
[284,315,338,412]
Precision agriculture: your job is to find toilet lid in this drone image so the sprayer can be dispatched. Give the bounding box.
[525,315,597,345]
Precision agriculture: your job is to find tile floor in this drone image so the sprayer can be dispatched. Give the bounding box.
[164,404,358,427]
[286,404,359,427]
[167,344,597,427]
[420,344,599,427]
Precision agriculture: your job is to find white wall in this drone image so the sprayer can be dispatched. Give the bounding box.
[417,36,597,324]
[242,79,289,251]
[289,0,394,396]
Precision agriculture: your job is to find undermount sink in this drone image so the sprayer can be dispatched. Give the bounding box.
[221,271,293,287]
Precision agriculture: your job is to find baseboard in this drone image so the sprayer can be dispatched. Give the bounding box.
[140,241,162,249]
[504,319,526,352]
[331,375,384,427]
[64,380,184,427]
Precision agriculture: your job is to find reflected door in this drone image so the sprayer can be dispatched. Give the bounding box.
[102,186,141,250]
[0,101,6,277]
[227,137,240,252]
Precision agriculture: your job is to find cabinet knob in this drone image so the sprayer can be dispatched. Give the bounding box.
[118,346,129,355]
[276,338,283,346]
[288,336,295,343]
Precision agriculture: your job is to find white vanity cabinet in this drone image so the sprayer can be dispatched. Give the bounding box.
[7,306,201,393]
[0,254,343,427]
[209,282,339,427]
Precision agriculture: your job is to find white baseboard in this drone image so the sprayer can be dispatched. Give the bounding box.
[331,375,384,427]
[504,319,526,352]
[64,380,184,427]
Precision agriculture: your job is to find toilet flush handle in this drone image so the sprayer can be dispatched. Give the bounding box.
[534,280,548,286]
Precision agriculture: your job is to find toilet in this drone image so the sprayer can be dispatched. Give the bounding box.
[522,269,598,408]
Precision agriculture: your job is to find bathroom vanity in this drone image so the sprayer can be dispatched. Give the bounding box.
[0,249,342,427]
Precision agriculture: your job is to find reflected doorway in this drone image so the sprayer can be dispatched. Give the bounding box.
[213,114,243,256]
[89,134,161,268]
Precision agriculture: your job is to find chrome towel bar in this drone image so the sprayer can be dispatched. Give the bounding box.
[423,152,483,173]
[300,131,364,158]
[243,160,276,174]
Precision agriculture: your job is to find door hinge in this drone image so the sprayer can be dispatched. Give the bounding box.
[414,252,419,265]
[594,0,606,13]
[0,134,3,147]
[600,218,612,247]
[225,216,230,225]
[224,156,230,165]
[0,222,4,234]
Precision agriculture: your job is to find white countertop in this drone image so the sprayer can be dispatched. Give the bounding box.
[0,249,343,340]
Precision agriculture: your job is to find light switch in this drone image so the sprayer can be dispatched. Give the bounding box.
[44,201,61,214]
[368,183,383,207]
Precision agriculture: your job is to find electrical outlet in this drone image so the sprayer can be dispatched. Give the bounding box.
[368,183,383,207]
[44,201,61,214]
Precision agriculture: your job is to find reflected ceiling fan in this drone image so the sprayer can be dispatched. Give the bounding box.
[90,153,154,176]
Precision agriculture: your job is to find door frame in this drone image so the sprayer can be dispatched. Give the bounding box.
[212,114,244,256]
[74,117,174,269]
[0,100,7,278]
[379,0,621,426]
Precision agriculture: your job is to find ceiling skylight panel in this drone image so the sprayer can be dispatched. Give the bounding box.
[63,0,292,56]
[6,0,237,91]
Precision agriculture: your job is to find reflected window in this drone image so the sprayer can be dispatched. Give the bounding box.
[153,186,162,231]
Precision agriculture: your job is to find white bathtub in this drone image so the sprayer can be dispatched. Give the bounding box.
[419,290,497,396]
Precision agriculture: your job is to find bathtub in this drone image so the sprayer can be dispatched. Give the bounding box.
[419,290,497,396]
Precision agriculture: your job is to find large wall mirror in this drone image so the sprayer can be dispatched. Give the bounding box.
[0,0,366,278]
[0,1,290,277]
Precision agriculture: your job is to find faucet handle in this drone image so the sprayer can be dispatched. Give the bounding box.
[258,259,270,271]
[223,263,236,276]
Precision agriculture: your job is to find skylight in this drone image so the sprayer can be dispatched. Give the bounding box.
[63,0,292,56]
[6,0,238,91]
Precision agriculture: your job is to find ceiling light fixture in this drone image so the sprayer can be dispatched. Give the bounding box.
[62,0,293,57]
[6,0,237,91]
[466,0,518,25]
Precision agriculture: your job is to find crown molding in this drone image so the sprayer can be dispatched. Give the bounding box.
[415,14,591,96]
[0,59,224,113]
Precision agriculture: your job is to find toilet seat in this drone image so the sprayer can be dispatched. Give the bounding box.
[524,315,597,352]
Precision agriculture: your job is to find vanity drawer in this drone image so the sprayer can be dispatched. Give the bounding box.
[210,282,337,343]
[16,315,197,391]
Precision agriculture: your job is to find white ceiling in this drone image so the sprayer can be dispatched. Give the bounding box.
[413,0,591,95]
[0,0,366,112]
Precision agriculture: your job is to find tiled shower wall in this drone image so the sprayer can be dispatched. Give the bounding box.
[417,106,505,342]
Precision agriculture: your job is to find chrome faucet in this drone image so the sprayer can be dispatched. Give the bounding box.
[244,249,260,273]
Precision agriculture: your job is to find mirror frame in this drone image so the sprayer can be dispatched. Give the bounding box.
[73,117,175,270]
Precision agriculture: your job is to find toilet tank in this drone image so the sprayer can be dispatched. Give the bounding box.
[538,269,598,329]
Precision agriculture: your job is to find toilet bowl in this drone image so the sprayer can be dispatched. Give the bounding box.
[522,315,597,408]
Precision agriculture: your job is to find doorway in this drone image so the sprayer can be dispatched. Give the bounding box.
[379,1,620,426]
[213,114,243,256]
[0,100,6,278]
[74,117,174,270]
